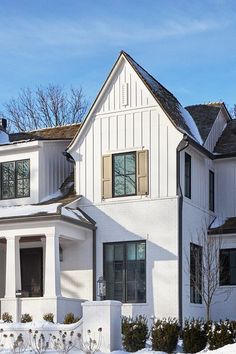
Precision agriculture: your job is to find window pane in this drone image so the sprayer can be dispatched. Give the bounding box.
[114,155,124,176]
[125,153,135,174]
[137,243,145,260]
[2,162,15,199]
[114,244,124,261]
[127,261,136,280]
[230,250,236,267]
[16,160,30,198]
[125,174,136,195]
[105,244,114,262]
[185,153,191,199]
[114,176,125,196]
[190,243,202,304]
[127,281,136,301]
[127,243,136,260]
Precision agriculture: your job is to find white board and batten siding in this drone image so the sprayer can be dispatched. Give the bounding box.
[75,59,183,204]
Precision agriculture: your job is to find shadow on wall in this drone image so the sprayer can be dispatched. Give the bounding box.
[77,197,178,319]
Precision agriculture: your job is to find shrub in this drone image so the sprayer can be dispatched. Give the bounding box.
[122,315,149,352]
[183,319,207,353]
[152,318,179,354]
[43,313,54,323]
[2,312,13,323]
[21,313,33,323]
[63,313,80,324]
[207,320,234,350]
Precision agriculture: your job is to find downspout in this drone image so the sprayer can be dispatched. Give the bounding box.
[93,229,97,300]
[177,138,189,326]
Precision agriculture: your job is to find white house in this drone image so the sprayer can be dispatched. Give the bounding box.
[0,51,236,323]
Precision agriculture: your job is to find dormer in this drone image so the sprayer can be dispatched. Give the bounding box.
[0,123,80,206]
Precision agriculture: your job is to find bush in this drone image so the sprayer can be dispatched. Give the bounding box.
[63,312,80,324]
[152,318,179,354]
[208,320,234,350]
[122,315,149,352]
[21,313,33,323]
[2,312,13,323]
[183,319,207,353]
[43,313,54,323]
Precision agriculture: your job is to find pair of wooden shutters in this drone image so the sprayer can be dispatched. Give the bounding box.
[102,150,149,199]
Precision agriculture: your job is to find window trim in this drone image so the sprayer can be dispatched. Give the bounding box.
[219,248,236,286]
[190,242,202,304]
[185,153,191,199]
[209,170,215,212]
[103,240,146,304]
[0,158,30,200]
[112,151,137,198]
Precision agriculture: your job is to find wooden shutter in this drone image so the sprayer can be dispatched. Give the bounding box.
[102,155,112,199]
[137,150,149,195]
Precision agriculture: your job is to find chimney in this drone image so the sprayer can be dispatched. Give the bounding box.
[0,118,7,132]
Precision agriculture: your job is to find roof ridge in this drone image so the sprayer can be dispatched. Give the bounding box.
[121,51,178,101]
[27,122,81,134]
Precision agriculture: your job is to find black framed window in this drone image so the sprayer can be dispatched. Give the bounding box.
[0,159,30,199]
[190,243,202,304]
[185,153,191,199]
[112,152,136,197]
[220,249,236,286]
[209,170,215,212]
[104,241,146,303]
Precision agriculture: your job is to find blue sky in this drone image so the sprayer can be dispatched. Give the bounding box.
[0,0,236,111]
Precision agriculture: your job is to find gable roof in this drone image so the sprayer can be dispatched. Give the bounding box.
[122,52,202,144]
[208,217,236,235]
[67,51,202,151]
[214,119,236,154]
[185,104,222,142]
[9,124,81,143]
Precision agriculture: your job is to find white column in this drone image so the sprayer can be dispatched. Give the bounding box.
[5,236,21,298]
[44,233,61,297]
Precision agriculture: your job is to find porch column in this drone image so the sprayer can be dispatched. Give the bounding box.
[5,236,21,298]
[44,233,61,297]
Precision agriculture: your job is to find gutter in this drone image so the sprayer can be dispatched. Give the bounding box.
[176,138,189,326]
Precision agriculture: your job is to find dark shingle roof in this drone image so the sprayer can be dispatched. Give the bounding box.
[214,119,236,154]
[9,124,81,143]
[122,52,202,143]
[209,217,236,234]
[185,104,221,142]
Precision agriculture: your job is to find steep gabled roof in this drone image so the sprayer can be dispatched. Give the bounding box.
[214,119,236,154]
[9,124,81,143]
[68,51,203,151]
[121,52,202,144]
[185,104,221,142]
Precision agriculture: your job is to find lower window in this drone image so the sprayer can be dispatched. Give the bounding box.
[190,243,202,304]
[104,241,146,303]
[220,249,236,286]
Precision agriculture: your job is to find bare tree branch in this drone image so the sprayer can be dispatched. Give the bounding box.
[0,84,88,132]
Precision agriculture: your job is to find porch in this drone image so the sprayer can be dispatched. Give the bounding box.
[0,218,94,323]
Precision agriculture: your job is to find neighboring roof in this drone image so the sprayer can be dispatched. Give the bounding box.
[9,124,81,143]
[122,52,202,144]
[185,103,222,142]
[209,217,236,235]
[68,51,203,150]
[214,119,236,154]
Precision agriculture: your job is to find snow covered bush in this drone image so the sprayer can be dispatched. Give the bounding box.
[43,313,54,323]
[122,315,149,352]
[77,328,102,354]
[21,313,33,323]
[207,320,234,350]
[28,330,50,354]
[182,319,207,353]
[1,312,13,323]
[151,318,179,354]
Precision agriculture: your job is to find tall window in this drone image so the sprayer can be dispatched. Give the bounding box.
[220,249,236,286]
[185,153,191,199]
[112,152,136,197]
[104,241,146,303]
[209,170,215,212]
[1,159,30,199]
[190,243,202,304]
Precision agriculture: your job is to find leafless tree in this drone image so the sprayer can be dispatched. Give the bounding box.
[0,84,88,132]
[186,225,232,321]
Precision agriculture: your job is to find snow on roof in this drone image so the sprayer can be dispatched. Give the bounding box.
[0,130,10,144]
[178,104,203,144]
[0,203,61,218]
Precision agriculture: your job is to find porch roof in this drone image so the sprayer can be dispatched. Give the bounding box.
[208,217,236,235]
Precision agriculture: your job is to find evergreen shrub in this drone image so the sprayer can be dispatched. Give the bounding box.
[121,315,149,352]
[207,320,234,350]
[21,313,33,323]
[182,319,207,353]
[151,318,179,354]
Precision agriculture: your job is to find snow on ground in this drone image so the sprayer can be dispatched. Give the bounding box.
[112,345,236,354]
